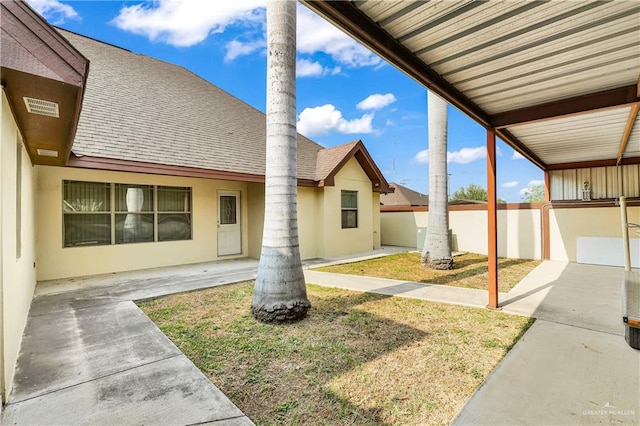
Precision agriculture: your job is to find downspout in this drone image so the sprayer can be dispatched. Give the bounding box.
[620,196,631,272]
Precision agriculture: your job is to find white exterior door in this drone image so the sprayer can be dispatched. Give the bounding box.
[217,191,241,256]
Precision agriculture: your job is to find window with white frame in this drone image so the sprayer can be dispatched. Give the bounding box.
[63,180,191,247]
[341,190,358,229]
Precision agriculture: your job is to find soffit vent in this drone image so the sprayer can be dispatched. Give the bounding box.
[23,97,59,118]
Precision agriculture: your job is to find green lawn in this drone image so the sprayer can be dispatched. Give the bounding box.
[317,252,541,293]
[139,281,534,425]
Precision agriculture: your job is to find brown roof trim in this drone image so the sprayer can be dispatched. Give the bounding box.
[546,157,640,170]
[491,85,640,129]
[67,155,318,187]
[1,0,88,167]
[381,202,544,212]
[321,140,392,193]
[548,199,640,209]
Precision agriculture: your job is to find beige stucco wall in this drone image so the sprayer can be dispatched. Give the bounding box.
[449,210,487,254]
[297,187,322,259]
[247,182,265,260]
[498,209,541,259]
[381,211,428,247]
[372,192,381,250]
[549,206,640,262]
[321,158,376,257]
[1,91,38,401]
[381,208,542,259]
[247,184,323,260]
[37,166,250,281]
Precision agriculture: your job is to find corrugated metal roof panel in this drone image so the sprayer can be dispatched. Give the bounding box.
[305,0,640,167]
[509,108,630,164]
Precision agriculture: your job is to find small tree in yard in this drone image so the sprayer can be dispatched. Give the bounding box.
[452,183,507,203]
[422,91,453,270]
[452,184,487,201]
[252,0,310,323]
[521,183,545,202]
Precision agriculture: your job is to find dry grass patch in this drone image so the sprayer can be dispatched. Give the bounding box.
[139,282,533,425]
[317,252,541,293]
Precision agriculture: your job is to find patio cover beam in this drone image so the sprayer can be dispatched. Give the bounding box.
[300,1,489,127]
[487,129,499,309]
[300,0,550,170]
[617,103,640,166]
[491,85,640,129]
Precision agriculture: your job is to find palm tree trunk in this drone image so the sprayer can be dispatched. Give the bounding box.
[422,90,453,270]
[252,0,310,322]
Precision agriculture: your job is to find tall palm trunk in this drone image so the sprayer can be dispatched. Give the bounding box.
[422,91,453,270]
[252,0,310,323]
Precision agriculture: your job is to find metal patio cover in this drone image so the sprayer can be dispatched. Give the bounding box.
[301,0,640,170]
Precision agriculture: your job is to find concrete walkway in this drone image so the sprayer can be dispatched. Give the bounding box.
[2,258,261,425]
[306,260,640,425]
[1,246,409,425]
[3,248,639,425]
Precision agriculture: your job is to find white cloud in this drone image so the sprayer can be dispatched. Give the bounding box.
[414,146,491,165]
[519,187,532,196]
[528,180,544,186]
[414,150,429,164]
[27,0,79,24]
[356,93,397,110]
[502,181,519,188]
[297,104,374,137]
[385,119,395,126]
[225,39,265,62]
[448,147,487,164]
[296,59,341,78]
[111,1,381,73]
[512,150,525,160]
[112,0,265,47]
[297,6,381,68]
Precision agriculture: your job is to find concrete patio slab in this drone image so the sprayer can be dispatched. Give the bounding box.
[3,355,250,425]
[451,320,640,425]
[10,300,181,402]
[502,261,625,335]
[2,258,260,425]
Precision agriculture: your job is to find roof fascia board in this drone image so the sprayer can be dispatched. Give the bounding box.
[67,155,318,187]
[2,1,88,85]
[492,85,640,129]
[320,141,392,193]
[546,157,640,170]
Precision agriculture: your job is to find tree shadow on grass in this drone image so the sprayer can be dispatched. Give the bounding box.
[155,288,429,425]
[422,258,532,286]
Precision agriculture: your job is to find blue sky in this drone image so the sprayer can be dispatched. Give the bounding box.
[28,0,543,201]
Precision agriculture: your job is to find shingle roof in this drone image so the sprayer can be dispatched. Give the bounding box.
[381,183,428,206]
[315,141,359,181]
[60,29,323,180]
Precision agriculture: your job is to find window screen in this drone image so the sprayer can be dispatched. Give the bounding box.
[341,190,358,229]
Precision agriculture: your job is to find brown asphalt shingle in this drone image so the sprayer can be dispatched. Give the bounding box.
[315,141,359,181]
[60,29,324,180]
[381,183,429,206]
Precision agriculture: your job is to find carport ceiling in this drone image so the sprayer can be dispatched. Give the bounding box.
[301,0,640,171]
